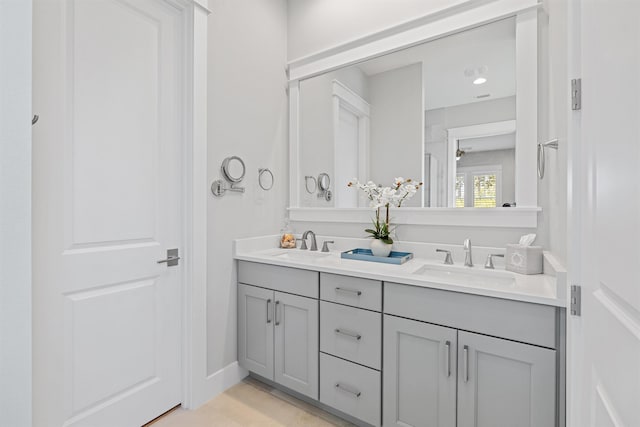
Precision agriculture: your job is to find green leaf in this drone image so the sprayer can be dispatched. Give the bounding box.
[364,229,377,234]
[382,238,394,244]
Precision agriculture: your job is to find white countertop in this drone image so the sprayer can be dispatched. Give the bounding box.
[233,236,567,308]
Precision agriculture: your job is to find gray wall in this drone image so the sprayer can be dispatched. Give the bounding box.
[0,0,32,425]
[369,63,423,206]
[206,0,288,375]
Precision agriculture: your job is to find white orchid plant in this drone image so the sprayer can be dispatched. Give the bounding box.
[348,177,423,244]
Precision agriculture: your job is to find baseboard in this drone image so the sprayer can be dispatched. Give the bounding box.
[190,361,248,409]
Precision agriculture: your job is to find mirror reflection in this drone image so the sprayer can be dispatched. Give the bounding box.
[298,18,516,208]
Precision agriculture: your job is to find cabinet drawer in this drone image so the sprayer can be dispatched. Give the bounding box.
[320,273,382,311]
[238,261,318,298]
[320,353,381,427]
[320,301,381,369]
[385,282,557,348]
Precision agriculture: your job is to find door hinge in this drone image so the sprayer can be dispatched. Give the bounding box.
[571,78,582,110]
[570,285,581,316]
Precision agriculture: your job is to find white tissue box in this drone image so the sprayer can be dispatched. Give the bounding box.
[505,244,543,275]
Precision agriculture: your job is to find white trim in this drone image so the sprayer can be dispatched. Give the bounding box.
[190,362,248,409]
[288,207,540,228]
[447,120,516,207]
[288,0,540,81]
[183,0,209,410]
[515,9,538,208]
[288,1,539,227]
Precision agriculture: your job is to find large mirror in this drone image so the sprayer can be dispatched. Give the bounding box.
[297,17,521,209]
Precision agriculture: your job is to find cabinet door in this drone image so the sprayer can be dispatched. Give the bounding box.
[274,291,319,399]
[457,331,556,427]
[237,284,274,380]
[383,315,457,427]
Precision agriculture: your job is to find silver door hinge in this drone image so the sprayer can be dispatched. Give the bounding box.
[570,285,581,316]
[571,78,582,110]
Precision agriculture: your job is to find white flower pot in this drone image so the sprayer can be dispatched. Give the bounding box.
[370,239,393,257]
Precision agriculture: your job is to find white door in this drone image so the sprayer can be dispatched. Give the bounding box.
[33,0,185,425]
[569,1,640,426]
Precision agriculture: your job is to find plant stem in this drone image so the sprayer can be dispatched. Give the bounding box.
[385,204,390,227]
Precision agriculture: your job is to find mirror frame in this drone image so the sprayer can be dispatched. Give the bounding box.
[287,0,542,228]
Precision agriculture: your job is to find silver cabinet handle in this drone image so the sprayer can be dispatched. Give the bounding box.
[334,328,362,340]
[335,382,361,397]
[157,256,180,264]
[335,287,362,296]
[266,299,272,324]
[445,340,451,377]
[463,345,469,383]
[275,301,281,326]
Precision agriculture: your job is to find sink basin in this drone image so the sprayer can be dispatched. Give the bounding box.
[412,264,516,288]
[271,250,332,261]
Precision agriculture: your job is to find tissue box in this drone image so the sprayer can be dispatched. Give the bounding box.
[505,244,543,275]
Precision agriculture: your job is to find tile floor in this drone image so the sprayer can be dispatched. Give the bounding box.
[146,377,354,427]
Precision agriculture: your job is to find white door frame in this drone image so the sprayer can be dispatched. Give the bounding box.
[446,120,516,207]
[172,0,210,410]
[332,79,370,207]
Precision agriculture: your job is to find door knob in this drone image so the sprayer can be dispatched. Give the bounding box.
[157,248,180,266]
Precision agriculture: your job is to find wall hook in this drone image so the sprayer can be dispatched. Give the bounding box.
[32,115,39,125]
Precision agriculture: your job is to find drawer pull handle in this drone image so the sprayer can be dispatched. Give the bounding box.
[445,340,451,378]
[275,301,281,326]
[266,299,272,324]
[335,287,362,296]
[335,382,361,397]
[463,345,469,383]
[335,328,362,340]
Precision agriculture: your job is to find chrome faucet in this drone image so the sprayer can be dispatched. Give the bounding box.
[300,230,318,251]
[463,239,473,267]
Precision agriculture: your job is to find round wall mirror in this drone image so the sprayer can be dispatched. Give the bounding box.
[317,173,331,191]
[222,156,246,183]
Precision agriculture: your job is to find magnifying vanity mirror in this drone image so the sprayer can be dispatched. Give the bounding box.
[288,5,540,227]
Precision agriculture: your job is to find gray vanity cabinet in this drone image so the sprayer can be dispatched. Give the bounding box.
[273,291,319,398]
[237,283,274,380]
[384,282,559,427]
[457,331,556,427]
[383,315,457,427]
[237,262,319,400]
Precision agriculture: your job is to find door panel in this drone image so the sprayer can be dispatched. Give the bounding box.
[237,284,274,380]
[383,315,457,427]
[457,331,555,427]
[274,292,319,399]
[33,0,186,425]
[570,0,640,426]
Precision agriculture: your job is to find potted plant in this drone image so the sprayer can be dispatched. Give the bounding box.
[348,177,422,257]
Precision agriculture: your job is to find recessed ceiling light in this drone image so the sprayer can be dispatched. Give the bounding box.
[473,77,487,85]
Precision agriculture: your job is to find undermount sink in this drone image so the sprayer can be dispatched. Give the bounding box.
[271,250,332,261]
[412,264,516,288]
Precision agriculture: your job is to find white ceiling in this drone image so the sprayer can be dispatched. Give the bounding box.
[459,133,516,152]
[356,17,516,110]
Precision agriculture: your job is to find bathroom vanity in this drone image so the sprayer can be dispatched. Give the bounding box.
[234,236,566,427]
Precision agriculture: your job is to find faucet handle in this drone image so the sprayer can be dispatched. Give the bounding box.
[436,249,454,265]
[484,253,505,269]
[321,240,334,252]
